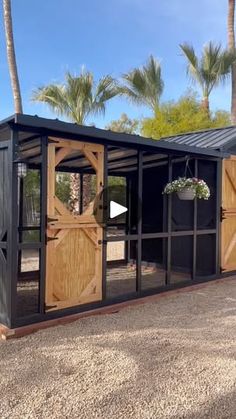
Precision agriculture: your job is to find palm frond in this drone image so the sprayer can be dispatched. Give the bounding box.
[32,84,72,118]
[180,43,203,88]
[180,41,236,102]
[120,55,164,112]
[32,68,119,125]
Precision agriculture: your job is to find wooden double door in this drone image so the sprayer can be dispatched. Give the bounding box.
[221,157,236,272]
[45,137,104,311]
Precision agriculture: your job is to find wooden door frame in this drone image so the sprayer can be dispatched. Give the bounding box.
[221,157,236,272]
[45,137,104,311]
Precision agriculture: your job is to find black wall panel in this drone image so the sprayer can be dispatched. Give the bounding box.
[0,143,11,326]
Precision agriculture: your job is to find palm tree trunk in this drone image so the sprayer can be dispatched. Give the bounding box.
[228,0,236,124]
[201,96,210,115]
[3,0,23,114]
[82,174,92,210]
[70,173,80,213]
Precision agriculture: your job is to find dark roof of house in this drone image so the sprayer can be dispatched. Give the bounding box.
[0,113,232,158]
[162,125,236,151]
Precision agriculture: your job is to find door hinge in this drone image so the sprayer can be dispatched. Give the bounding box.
[46,215,58,223]
[98,239,107,245]
[45,235,58,244]
[220,207,226,222]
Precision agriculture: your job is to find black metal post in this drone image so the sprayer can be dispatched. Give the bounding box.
[18,177,24,276]
[192,159,198,280]
[8,128,19,327]
[79,173,83,215]
[125,176,131,263]
[137,150,143,293]
[39,136,48,315]
[166,155,172,285]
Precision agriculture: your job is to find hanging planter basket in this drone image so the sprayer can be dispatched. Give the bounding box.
[163,177,210,200]
[177,186,196,200]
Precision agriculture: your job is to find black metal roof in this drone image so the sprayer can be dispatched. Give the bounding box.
[162,125,236,151]
[0,113,230,158]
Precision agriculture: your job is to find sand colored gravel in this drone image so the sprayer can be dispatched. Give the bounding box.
[0,278,236,418]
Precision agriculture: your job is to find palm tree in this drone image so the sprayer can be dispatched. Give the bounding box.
[120,55,164,114]
[228,0,236,123]
[33,69,118,211]
[32,70,117,124]
[3,0,23,113]
[180,42,236,113]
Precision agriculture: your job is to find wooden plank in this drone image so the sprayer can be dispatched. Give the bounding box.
[54,196,71,216]
[46,292,101,311]
[226,168,236,195]
[95,150,104,225]
[223,208,236,212]
[82,149,98,172]
[49,214,97,224]
[48,222,98,229]
[48,137,103,152]
[45,145,56,304]
[55,147,71,166]
[47,144,55,215]
[79,276,98,298]
[54,229,70,247]
[224,231,236,264]
[221,158,236,271]
[82,228,98,246]
[94,151,104,289]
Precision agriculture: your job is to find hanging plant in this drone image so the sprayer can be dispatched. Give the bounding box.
[163,177,210,200]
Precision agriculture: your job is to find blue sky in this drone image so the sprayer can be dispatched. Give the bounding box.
[0,0,231,127]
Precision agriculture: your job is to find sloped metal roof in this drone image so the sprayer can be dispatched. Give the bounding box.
[162,126,236,151]
[0,113,227,158]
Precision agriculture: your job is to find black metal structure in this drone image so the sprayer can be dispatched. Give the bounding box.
[0,114,234,329]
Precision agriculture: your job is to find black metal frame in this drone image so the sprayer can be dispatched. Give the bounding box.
[0,121,224,329]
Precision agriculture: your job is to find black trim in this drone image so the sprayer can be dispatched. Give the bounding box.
[9,129,19,327]
[12,273,226,328]
[3,113,228,158]
[39,136,47,315]
[137,151,143,293]
[192,159,198,280]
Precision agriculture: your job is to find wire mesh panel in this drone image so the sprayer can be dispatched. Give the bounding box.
[141,238,167,290]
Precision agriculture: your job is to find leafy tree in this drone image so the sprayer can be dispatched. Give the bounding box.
[119,55,164,114]
[55,173,71,207]
[142,93,231,139]
[106,113,140,134]
[180,42,236,113]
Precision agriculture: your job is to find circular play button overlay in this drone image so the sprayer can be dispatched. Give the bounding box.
[93,184,130,226]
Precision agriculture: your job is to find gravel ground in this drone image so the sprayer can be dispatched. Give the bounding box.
[1,279,236,419]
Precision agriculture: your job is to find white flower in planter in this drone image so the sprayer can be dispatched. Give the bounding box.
[163,177,210,200]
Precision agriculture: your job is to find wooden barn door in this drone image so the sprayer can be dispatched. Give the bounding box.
[45,138,104,311]
[221,157,236,272]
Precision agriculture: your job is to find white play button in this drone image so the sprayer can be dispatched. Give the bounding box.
[110,201,128,219]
